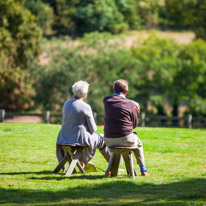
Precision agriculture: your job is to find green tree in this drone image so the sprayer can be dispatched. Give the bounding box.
[35,32,206,117]
[160,0,206,40]
[186,0,206,40]
[131,35,180,115]
[116,0,141,29]
[43,0,141,36]
[35,32,136,114]
[42,0,78,36]
[74,0,128,34]
[24,0,54,36]
[137,0,160,29]
[172,40,206,115]
[0,0,42,110]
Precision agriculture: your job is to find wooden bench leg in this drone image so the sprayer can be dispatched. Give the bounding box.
[106,148,138,178]
[75,148,86,174]
[67,148,86,175]
[105,152,114,177]
[65,150,77,173]
[65,147,86,177]
[122,152,135,179]
[111,152,121,177]
[129,152,135,179]
[53,156,67,173]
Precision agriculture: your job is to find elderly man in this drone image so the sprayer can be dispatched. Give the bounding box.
[103,79,149,176]
[56,80,110,166]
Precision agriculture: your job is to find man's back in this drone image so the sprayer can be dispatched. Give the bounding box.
[103,95,138,138]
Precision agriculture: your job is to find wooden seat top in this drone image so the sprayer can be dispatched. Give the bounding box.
[57,144,86,148]
[109,146,138,150]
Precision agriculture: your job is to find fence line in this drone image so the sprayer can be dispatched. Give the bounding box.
[0,109,206,128]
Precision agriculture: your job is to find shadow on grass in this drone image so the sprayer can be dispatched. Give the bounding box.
[0,177,206,205]
[30,174,105,180]
[0,171,52,175]
[0,171,105,180]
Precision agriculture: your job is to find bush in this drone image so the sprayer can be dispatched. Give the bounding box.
[0,0,42,110]
[131,35,180,114]
[75,0,128,34]
[116,0,142,29]
[35,33,206,116]
[175,40,206,115]
[0,67,35,110]
[42,0,142,36]
[159,0,206,40]
[35,32,136,113]
[24,0,54,36]
[137,0,161,29]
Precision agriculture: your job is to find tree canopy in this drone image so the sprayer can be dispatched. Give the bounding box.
[0,0,41,110]
[34,33,206,116]
[0,0,206,117]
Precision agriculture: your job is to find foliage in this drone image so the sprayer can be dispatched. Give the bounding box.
[1,0,206,114]
[42,0,77,36]
[0,67,35,110]
[137,0,161,29]
[24,0,54,36]
[23,0,206,39]
[0,0,42,68]
[116,0,142,29]
[42,0,143,36]
[34,50,85,111]
[131,35,180,114]
[43,0,129,35]
[36,32,206,116]
[35,32,136,113]
[0,124,206,205]
[186,0,206,40]
[75,0,128,34]
[131,36,206,116]
[159,0,206,40]
[0,0,42,110]
[174,40,206,115]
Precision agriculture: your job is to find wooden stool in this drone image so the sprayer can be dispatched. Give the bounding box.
[53,144,86,177]
[105,146,137,179]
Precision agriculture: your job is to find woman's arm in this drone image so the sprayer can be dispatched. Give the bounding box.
[85,105,97,134]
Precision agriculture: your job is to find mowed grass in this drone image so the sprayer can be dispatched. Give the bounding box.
[0,123,205,206]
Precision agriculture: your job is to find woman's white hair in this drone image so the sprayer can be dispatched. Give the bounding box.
[72,80,89,98]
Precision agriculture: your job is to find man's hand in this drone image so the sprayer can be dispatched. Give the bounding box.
[132,100,140,113]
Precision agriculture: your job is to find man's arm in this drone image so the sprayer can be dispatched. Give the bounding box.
[129,100,139,128]
[131,100,140,114]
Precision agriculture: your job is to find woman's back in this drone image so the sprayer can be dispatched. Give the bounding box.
[57,99,96,146]
[62,99,86,127]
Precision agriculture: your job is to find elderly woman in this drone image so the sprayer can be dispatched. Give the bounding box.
[56,80,110,166]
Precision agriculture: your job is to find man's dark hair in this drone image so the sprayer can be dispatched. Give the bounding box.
[113,79,129,93]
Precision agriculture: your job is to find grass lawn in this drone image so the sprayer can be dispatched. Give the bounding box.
[0,123,205,206]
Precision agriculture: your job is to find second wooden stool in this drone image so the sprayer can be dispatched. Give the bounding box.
[105,146,137,179]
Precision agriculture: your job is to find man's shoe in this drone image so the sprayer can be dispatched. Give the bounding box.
[141,172,149,176]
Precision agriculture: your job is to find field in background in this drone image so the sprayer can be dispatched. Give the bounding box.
[0,123,205,205]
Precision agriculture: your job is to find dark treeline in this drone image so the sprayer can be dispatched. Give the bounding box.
[0,0,206,118]
[24,0,206,39]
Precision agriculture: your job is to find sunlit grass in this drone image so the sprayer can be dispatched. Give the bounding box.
[0,123,206,205]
